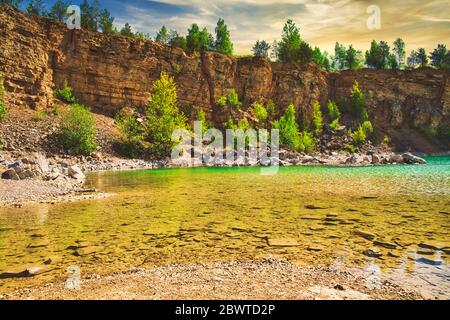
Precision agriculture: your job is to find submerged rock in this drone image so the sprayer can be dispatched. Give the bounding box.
[353,230,376,241]
[305,204,327,210]
[416,257,442,266]
[267,238,299,247]
[373,241,397,249]
[363,249,382,258]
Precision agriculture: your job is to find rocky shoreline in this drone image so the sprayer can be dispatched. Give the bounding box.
[0,150,430,207]
[0,258,424,300]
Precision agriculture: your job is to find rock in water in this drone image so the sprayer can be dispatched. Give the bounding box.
[373,241,397,249]
[267,238,299,247]
[363,249,382,258]
[389,154,404,164]
[353,230,376,241]
[402,153,427,164]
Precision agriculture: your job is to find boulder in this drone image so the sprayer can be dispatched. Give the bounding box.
[1,168,20,180]
[34,153,49,173]
[371,154,380,165]
[402,153,427,165]
[346,154,358,164]
[68,165,85,180]
[389,154,404,164]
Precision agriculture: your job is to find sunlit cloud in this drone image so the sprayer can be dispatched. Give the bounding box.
[33,0,450,54]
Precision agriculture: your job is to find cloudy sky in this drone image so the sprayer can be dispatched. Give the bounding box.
[27,0,450,54]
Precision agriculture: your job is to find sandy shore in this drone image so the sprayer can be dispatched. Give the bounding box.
[1,259,423,300]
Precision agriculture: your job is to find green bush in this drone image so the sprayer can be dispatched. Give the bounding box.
[196,108,211,134]
[272,105,301,150]
[59,103,97,155]
[224,116,235,130]
[217,95,227,107]
[266,100,276,117]
[253,103,268,125]
[0,74,7,122]
[272,104,316,153]
[327,100,341,130]
[351,120,373,146]
[145,72,187,157]
[54,80,77,104]
[350,81,368,122]
[298,131,317,154]
[227,89,241,109]
[312,101,323,137]
[115,107,145,158]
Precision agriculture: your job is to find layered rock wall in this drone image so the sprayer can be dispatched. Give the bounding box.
[1,5,448,151]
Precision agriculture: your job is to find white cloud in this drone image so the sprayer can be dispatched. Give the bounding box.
[115,0,450,54]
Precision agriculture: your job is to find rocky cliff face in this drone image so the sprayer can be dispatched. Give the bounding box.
[0,5,448,152]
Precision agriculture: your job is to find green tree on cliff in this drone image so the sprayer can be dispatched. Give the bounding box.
[345,45,363,70]
[274,19,313,63]
[186,24,211,52]
[417,48,429,67]
[253,40,271,59]
[120,23,134,38]
[146,72,187,156]
[99,8,116,34]
[155,26,170,45]
[214,18,233,55]
[407,50,420,69]
[47,0,71,21]
[312,47,331,71]
[365,40,390,69]
[333,42,347,70]
[26,0,47,16]
[393,38,406,68]
[80,0,100,32]
[430,44,450,69]
[168,30,187,50]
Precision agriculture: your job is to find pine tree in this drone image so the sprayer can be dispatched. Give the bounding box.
[120,23,134,38]
[99,8,115,34]
[214,18,233,55]
[47,0,71,21]
[155,26,169,45]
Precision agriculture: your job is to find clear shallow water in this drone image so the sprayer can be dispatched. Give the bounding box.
[0,157,449,297]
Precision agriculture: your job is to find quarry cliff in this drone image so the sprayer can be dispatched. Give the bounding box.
[0,5,448,152]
